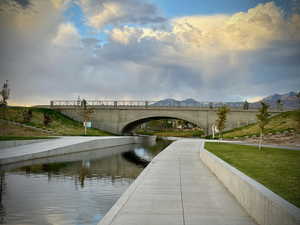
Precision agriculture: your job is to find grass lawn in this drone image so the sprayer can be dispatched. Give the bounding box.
[204,142,300,208]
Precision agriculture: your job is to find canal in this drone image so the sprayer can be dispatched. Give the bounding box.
[0,139,171,225]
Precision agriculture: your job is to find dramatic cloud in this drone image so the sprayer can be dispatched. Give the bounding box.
[79,0,165,29]
[106,2,300,99]
[0,1,299,105]
[110,2,300,50]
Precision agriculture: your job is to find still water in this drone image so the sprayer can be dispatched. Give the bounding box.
[0,139,170,225]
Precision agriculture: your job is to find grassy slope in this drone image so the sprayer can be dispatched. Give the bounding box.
[138,110,299,138]
[0,120,48,137]
[0,107,112,137]
[205,142,300,207]
[223,110,300,138]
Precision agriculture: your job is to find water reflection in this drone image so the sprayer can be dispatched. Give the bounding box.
[0,139,170,225]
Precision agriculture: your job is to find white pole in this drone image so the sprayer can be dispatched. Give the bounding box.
[84,120,87,136]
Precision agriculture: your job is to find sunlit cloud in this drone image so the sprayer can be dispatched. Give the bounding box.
[110,2,300,51]
[0,1,299,105]
[248,96,264,103]
[53,23,81,47]
[79,0,165,29]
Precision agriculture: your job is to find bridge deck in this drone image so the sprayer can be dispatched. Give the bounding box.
[98,139,257,225]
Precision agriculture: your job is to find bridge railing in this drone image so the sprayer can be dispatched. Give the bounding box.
[49,100,289,111]
[50,100,284,110]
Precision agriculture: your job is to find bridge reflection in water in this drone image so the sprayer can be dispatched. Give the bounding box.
[0,139,171,225]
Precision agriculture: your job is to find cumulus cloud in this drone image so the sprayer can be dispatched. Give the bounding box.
[79,0,165,29]
[0,1,299,106]
[52,23,81,47]
[110,2,300,51]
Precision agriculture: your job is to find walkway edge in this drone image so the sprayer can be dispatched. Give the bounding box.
[200,147,300,225]
[0,139,52,150]
[0,136,152,165]
[97,158,153,225]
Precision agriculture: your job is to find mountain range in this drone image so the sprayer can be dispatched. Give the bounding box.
[152,91,300,109]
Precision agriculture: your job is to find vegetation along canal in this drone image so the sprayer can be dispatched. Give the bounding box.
[0,139,171,225]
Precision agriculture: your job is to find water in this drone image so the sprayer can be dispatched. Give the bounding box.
[0,139,170,225]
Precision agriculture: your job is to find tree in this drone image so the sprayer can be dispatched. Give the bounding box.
[256,102,270,150]
[296,92,300,129]
[23,109,33,123]
[43,113,52,126]
[80,108,94,135]
[216,106,230,140]
[0,80,10,106]
[243,100,249,110]
[276,99,283,111]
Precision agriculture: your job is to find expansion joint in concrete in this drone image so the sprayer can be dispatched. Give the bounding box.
[178,156,186,225]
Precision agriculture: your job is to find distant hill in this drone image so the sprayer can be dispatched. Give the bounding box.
[152,98,202,107]
[250,91,299,109]
[152,91,300,109]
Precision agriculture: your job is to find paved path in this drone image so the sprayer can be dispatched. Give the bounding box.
[163,137,300,151]
[0,136,132,164]
[99,139,257,225]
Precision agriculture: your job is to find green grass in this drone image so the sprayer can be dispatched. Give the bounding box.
[0,136,57,141]
[0,107,113,136]
[204,142,300,207]
[222,110,300,138]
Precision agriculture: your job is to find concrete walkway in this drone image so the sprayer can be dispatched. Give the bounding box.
[98,139,257,225]
[0,136,137,165]
[162,137,300,151]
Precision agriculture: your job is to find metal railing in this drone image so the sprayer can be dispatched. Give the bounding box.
[49,100,284,111]
[51,100,157,107]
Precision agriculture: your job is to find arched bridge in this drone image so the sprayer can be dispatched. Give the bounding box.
[50,100,281,135]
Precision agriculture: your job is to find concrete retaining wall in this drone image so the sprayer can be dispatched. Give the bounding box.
[200,148,300,225]
[0,136,154,165]
[0,139,51,150]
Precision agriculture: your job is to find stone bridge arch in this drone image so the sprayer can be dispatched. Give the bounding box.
[121,116,203,135]
[115,109,211,135]
[55,107,279,135]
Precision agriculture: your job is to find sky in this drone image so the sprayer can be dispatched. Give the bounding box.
[0,0,299,106]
